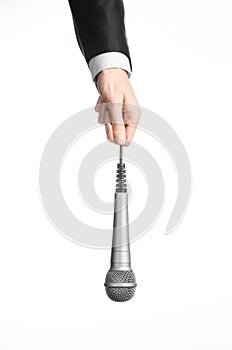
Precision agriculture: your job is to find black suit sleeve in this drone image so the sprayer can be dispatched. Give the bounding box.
[67,0,132,71]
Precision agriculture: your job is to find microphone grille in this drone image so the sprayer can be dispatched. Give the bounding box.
[105,269,137,302]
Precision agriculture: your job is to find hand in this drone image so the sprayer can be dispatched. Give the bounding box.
[95,68,141,146]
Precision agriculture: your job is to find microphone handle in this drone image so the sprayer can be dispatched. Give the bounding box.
[110,192,131,270]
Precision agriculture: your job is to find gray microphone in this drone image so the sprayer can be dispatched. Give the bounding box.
[104,146,137,302]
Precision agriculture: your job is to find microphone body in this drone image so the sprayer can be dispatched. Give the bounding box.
[110,192,131,270]
[104,148,137,302]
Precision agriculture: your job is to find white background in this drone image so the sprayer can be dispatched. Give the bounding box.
[1,0,232,348]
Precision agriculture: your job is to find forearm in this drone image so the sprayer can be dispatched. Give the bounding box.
[67,0,132,81]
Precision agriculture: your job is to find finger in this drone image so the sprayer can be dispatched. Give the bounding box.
[105,101,126,145]
[98,102,107,124]
[105,122,114,142]
[124,124,137,146]
[95,95,103,112]
[112,122,126,145]
[123,102,141,127]
[106,102,124,124]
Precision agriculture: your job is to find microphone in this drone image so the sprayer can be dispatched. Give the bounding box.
[104,146,137,302]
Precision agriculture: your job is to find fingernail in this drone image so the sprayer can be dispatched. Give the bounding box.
[115,136,126,145]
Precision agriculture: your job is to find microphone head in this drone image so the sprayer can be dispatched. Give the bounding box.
[104,269,137,302]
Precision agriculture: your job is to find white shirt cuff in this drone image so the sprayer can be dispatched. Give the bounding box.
[88,52,131,82]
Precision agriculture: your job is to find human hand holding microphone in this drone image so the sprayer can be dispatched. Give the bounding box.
[94,68,141,301]
[95,68,141,146]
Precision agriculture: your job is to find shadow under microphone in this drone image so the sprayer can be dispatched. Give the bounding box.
[104,146,137,302]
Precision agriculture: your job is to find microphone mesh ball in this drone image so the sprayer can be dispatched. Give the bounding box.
[105,270,137,302]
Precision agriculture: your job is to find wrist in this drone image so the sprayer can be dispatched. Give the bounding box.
[88,52,131,83]
[97,67,128,79]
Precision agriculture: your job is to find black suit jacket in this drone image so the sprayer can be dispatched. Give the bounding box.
[68,0,132,71]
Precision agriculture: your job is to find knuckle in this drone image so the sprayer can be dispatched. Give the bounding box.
[123,105,141,125]
[112,125,125,137]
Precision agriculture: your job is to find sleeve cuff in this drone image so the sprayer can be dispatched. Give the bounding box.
[88,52,132,83]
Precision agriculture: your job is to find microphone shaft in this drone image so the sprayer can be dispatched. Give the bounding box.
[110,192,131,270]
